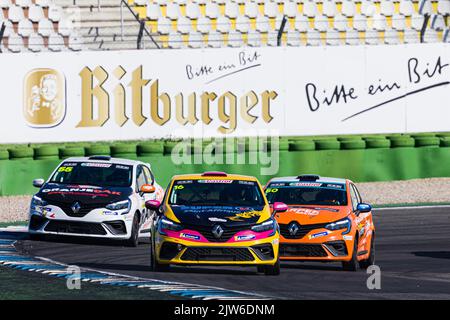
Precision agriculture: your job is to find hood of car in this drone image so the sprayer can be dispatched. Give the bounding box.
[37,183,132,205]
[274,205,351,225]
[168,205,269,226]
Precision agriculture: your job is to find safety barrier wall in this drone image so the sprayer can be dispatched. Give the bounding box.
[0,133,449,196]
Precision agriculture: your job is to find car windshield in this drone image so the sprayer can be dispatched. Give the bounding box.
[265,182,348,206]
[49,162,133,188]
[169,179,265,207]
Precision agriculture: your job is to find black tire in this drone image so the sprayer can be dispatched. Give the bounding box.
[125,214,140,247]
[359,234,375,269]
[342,237,359,271]
[256,265,265,273]
[263,259,280,276]
[150,239,170,272]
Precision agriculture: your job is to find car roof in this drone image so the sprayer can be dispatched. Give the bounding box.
[269,176,347,184]
[172,173,259,182]
[62,157,146,167]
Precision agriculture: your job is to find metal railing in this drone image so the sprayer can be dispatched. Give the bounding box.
[120,0,160,49]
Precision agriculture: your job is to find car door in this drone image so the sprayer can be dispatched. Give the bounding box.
[135,165,148,225]
[350,183,370,253]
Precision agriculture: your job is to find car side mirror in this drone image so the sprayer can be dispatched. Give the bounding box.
[140,184,156,193]
[145,200,161,210]
[33,179,45,188]
[357,203,372,213]
[273,202,288,213]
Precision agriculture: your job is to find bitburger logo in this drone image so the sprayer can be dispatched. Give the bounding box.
[23,68,66,127]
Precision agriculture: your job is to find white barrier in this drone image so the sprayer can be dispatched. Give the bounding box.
[1,43,449,143]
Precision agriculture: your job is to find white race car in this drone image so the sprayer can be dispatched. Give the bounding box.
[28,156,164,246]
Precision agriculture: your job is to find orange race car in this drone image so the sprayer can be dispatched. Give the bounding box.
[265,174,375,271]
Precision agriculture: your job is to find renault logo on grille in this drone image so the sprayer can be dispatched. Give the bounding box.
[71,202,81,214]
[212,225,224,239]
[288,222,300,236]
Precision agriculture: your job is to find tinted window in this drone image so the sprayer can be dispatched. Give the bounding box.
[265,182,347,206]
[50,162,132,187]
[136,165,147,190]
[169,179,265,207]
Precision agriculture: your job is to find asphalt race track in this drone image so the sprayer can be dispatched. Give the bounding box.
[16,207,450,299]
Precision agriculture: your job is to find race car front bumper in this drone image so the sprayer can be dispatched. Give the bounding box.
[28,205,134,239]
[155,233,280,266]
[279,229,356,262]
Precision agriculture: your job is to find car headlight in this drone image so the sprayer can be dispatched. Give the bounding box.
[105,200,131,213]
[31,195,47,207]
[159,217,183,232]
[251,218,276,233]
[325,217,351,234]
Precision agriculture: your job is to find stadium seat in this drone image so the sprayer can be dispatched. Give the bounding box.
[380,1,395,17]
[205,2,219,19]
[216,15,231,33]
[256,14,270,32]
[18,18,33,37]
[353,13,368,31]
[0,0,12,9]
[48,32,65,51]
[294,14,309,32]
[247,29,261,47]
[168,31,183,49]
[385,28,401,44]
[306,29,321,45]
[36,0,51,7]
[437,0,450,15]
[38,18,54,37]
[7,32,25,52]
[326,29,341,45]
[166,3,181,20]
[345,28,360,45]
[8,5,25,23]
[372,13,387,30]
[28,4,45,23]
[157,17,171,34]
[365,28,381,45]
[236,15,250,33]
[399,0,415,16]
[392,14,407,30]
[419,0,434,15]
[314,14,329,32]
[207,30,222,48]
[227,30,244,47]
[147,3,162,20]
[48,5,63,22]
[0,20,13,37]
[59,18,74,37]
[342,0,356,17]
[323,1,337,18]
[177,16,192,34]
[284,1,298,18]
[186,2,201,20]
[423,29,439,42]
[16,0,32,8]
[188,31,203,48]
[411,13,425,30]
[332,13,346,31]
[68,33,83,51]
[287,30,301,46]
[431,14,446,31]
[28,32,44,52]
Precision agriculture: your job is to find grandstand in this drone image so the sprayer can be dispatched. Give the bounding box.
[0,0,449,51]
